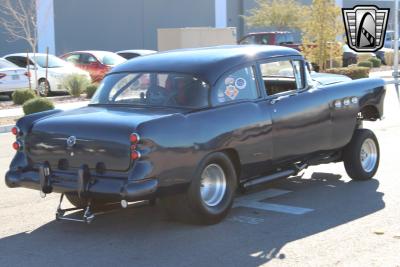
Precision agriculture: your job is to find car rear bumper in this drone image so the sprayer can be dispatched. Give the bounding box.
[5,168,158,202]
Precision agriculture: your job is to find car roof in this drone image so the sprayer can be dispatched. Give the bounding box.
[3,53,53,57]
[112,45,301,85]
[116,49,157,55]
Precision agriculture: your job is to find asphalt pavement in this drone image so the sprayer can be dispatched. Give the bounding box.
[0,85,399,267]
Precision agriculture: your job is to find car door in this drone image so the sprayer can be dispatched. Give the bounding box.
[258,57,332,163]
[210,65,274,178]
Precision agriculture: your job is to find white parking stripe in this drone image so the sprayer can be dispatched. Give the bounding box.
[236,188,291,202]
[235,200,313,215]
[233,188,314,215]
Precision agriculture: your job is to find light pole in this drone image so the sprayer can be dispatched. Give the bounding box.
[394,0,400,102]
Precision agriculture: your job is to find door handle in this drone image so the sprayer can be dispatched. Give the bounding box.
[270,93,296,105]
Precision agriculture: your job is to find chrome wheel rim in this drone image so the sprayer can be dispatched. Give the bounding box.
[39,81,47,95]
[200,163,227,207]
[360,138,378,173]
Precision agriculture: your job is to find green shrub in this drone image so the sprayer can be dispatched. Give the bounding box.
[23,98,55,115]
[63,74,90,97]
[85,83,99,99]
[357,61,373,68]
[368,57,382,68]
[324,66,370,80]
[11,89,36,105]
[357,53,374,62]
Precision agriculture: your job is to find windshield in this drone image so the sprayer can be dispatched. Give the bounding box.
[91,72,210,109]
[31,55,68,68]
[0,58,18,68]
[94,52,126,66]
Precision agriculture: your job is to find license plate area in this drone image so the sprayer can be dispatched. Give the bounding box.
[12,75,19,80]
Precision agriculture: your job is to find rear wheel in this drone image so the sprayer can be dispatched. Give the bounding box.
[343,129,380,180]
[160,152,237,225]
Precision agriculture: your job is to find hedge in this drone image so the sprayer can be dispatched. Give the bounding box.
[23,98,55,115]
[368,57,382,68]
[357,61,373,68]
[86,83,98,99]
[324,66,370,80]
[12,89,36,105]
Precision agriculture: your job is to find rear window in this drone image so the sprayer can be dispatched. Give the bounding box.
[91,72,210,109]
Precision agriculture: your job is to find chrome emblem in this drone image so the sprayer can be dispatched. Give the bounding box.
[66,136,76,147]
[342,5,390,52]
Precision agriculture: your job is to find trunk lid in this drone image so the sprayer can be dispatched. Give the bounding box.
[26,105,176,172]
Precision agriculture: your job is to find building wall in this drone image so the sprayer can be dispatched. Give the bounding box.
[0,0,33,57]
[53,0,215,55]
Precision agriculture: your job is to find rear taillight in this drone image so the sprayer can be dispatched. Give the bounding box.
[11,126,20,136]
[130,133,140,143]
[0,73,6,79]
[130,150,141,160]
[130,133,141,160]
[12,141,22,151]
[24,71,31,78]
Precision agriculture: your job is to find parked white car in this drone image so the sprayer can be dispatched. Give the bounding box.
[0,58,30,98]
[3,53,91,96]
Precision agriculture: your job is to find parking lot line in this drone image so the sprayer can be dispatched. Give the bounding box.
[234,188,314,215]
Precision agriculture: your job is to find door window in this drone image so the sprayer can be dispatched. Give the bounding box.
[260,60,304,96]
[212,66,259,104]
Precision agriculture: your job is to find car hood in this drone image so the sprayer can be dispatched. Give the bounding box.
[26,106,178,172]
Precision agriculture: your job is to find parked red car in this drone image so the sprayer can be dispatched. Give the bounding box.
[238,31,301,51]
[60,51,126,82]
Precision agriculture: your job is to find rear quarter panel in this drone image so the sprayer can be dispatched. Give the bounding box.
[136,101,273,187]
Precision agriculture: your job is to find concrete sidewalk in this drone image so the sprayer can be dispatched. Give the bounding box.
[0,100,89,118]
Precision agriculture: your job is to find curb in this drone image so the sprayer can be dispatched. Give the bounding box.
[0,124,13,134]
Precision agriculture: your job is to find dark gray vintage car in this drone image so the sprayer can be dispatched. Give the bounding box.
[6,45,385,224]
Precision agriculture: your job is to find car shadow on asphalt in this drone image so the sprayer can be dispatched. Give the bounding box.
[0,172,384,267]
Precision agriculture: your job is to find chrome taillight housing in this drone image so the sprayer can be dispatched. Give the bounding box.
[12,141,22,151]
[130,133,141,160]
[11,126,20,136]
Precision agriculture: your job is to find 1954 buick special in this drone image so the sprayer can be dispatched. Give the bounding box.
[6,46,385,224]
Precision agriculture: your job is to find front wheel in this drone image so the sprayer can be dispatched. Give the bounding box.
[160,152,237,225]
[343,129,380,180]
[38,79,50,96]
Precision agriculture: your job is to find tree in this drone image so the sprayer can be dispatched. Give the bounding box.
[301,0,344,70]
[244,0,306,30]
[0,0,37,53]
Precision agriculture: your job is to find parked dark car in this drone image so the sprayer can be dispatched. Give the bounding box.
[6,45,385,225]
[342,45,358,67]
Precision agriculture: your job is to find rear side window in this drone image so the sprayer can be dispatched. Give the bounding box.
[5,56,31,68]
[64,54,80,64]
[212,66,259,105]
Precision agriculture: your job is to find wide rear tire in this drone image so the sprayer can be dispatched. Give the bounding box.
[160,152,237,225]
[343,129,380,180]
